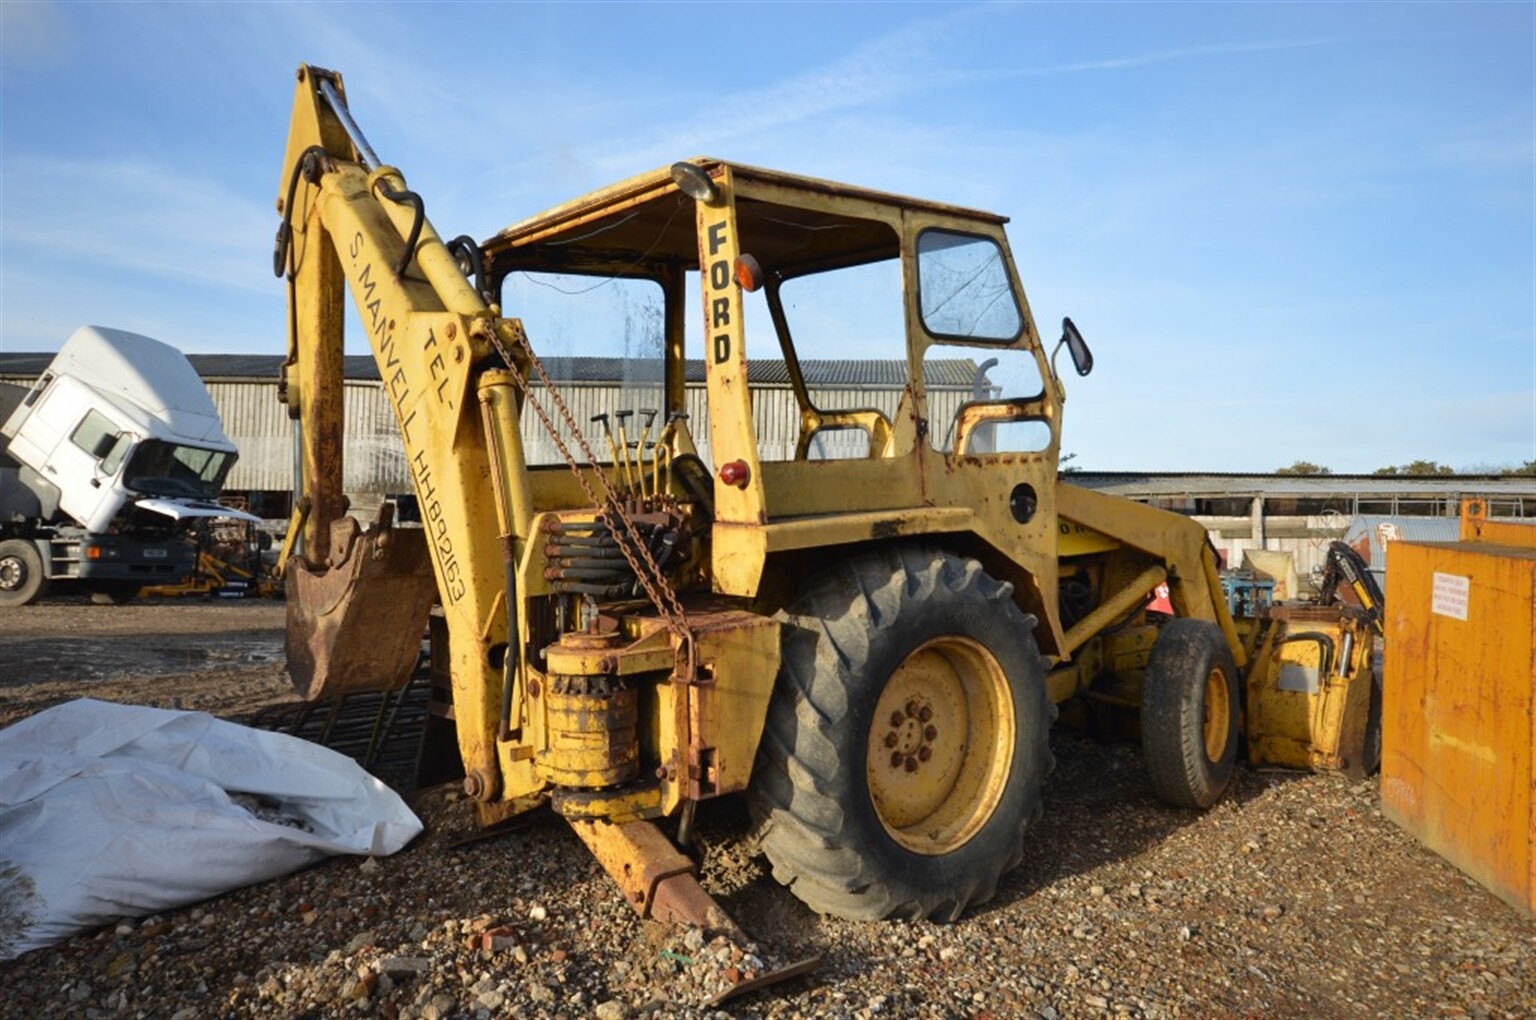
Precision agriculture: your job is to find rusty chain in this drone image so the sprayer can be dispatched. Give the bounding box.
[484,321,694,657]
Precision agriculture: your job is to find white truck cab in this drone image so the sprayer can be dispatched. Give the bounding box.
[4,326,246,532]
[0,326,256,606]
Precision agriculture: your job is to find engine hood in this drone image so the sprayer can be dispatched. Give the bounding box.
[135,498,261,523]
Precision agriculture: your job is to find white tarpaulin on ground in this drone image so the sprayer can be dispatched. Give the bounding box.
[0,698,422,960]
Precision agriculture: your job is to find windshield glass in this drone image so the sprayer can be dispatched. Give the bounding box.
[123,441,232,498]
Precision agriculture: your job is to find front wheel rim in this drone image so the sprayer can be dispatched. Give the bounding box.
[0,555,24,592]
[865,636,1015,855]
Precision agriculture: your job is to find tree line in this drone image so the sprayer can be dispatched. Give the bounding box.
[1274,460,1536,476]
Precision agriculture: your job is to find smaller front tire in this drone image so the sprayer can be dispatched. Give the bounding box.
[1361,663,1383,777]
[1142,619,1240,809]
[0,539,47,607]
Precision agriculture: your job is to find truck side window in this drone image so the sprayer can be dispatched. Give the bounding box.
[69,410,128,470]
[100,435,131,474]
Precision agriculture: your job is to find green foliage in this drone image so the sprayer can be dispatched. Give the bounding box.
[1374,460,1456,476]
[1275,460,1330,475]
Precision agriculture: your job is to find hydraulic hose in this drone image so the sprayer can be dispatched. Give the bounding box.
[273,145,330,279]
[374,182,425,279]
[447,235,491,304]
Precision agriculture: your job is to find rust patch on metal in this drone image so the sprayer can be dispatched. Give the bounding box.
[568,819,696,917]
[539,675,639,787]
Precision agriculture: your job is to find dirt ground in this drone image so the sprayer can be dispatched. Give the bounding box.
[0,598,294,727]
[1,600,1532,1019]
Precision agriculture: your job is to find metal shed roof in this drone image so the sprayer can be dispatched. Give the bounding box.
[0,354,979,389]
[1070,472,1536,499]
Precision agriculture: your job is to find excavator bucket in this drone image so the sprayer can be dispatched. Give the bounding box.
[285,510,437,701]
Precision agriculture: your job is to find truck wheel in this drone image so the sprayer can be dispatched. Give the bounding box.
[0,539,47,607]
[1142,619,1240,809]
[749,546,1053,921]
[90,583,141,605]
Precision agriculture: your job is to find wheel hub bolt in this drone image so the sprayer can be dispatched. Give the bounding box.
[884,699,944,771]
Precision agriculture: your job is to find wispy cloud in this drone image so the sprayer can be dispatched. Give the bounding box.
[2,155,274,293]
[1005,37,1337,77]
[513,5,992,183]
[500,18,1337,205]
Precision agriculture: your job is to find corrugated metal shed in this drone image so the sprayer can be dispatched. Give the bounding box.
[1,355,977,494]
[1342,515,1464,584]
[204,381,407,493]
[0,355,978,388]
[1071,472,1536,502]
[529,357,977,388]
[0,353,383,383]
[484,377,973,467]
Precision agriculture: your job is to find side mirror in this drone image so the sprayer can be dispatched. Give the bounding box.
[1060,317,1093,377]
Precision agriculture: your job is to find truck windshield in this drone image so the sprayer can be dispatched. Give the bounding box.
[123,441,232,498]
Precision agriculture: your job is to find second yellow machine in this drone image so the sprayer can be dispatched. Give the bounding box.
[274,66,1379,928]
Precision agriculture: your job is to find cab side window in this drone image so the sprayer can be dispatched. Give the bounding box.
[69,410,130,472]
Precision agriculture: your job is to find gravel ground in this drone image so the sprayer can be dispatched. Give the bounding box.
[1,601,1532,1019]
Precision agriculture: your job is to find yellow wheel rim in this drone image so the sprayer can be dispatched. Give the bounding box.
[1202,666,1230,763]
[865,636,1015,856]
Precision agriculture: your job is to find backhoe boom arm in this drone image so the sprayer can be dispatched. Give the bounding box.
[276,64,536,810]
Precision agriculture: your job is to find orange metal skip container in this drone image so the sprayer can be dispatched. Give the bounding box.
[1381,500,1536,916]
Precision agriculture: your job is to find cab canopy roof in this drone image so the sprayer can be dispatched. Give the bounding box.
[483,158,1008,281]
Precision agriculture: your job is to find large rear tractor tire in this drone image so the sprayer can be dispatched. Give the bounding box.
[0,539,47,608]
[749,546,1053,921]
[1142,619,1240,809]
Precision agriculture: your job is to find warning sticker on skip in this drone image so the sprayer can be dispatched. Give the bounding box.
[1431,572,1470,621]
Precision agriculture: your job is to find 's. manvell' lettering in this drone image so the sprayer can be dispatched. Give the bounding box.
[346,232,465,603]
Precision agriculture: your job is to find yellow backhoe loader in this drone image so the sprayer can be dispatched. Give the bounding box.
[273,65,1377,940]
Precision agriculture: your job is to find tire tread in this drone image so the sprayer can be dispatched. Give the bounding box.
[749,545,1053,921]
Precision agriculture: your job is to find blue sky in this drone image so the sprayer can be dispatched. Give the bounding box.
[2,1,1531,472]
